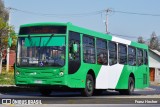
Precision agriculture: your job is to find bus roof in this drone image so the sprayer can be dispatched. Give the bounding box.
[19,22,148,49]
[67,22,148,49]
[20,22,69,27]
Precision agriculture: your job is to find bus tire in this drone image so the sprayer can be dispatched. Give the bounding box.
[119,77,134,95]
[39,88,52,96]
[81,74,94,97]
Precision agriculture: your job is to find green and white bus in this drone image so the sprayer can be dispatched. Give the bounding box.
[15,22,149,96]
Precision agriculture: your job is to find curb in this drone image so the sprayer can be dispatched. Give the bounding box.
[135,87,156,91]
[0,85,16,87]
[150,83,160,86]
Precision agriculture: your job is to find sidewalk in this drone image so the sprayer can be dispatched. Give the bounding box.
[150,81,160,86]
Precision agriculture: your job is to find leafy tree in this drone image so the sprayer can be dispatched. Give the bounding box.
[149,32,159,50]
[1,28,17,50]
[137,36,145,44]
[0,0,9,21]
[0,0,17,74]
[0,18,9,74]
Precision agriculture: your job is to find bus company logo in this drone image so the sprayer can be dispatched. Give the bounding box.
[2,99,11,105]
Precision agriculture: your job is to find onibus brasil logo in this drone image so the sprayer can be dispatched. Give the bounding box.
[2,99,42,105]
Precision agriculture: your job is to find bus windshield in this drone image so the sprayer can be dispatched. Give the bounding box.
[16,36,65,67]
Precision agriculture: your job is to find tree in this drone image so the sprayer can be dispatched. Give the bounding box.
[0,0,9,22]
[1,28,17,50]
[0,18,9,74]
[149,32,159,50]
[0,0,16,74]
[137,36,145,44]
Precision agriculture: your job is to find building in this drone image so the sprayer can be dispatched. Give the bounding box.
[149,49,160,83]
[2,49,15,67]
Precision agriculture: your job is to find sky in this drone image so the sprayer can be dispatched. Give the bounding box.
[4,0,160,41]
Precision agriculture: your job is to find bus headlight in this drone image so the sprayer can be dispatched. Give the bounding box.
[59,68,65,76]
[59,72,64,76]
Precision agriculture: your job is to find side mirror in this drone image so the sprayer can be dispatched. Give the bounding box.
[72,44,78,53]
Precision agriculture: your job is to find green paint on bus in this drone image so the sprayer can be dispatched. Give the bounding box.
[15,22,149,96]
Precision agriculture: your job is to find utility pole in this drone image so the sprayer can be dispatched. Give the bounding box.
[6,7,11,72]
[105,14,108,33]
[105,9,112,34]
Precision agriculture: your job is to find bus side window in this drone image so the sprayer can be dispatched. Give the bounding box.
[109,41,117,65]
[137,48,143,66]
[128,46,136,66]
[144,50,148,65]
[83,35,95,64]
[118,44,127,65]
[96,39,108,65]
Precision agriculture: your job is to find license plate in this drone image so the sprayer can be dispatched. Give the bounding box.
[34,80,42,84]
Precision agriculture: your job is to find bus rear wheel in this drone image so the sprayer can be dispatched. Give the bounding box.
[81,74,94,97]
[39,88,52,96]
[119,77,134,95]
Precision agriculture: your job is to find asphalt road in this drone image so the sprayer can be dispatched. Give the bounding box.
[0,85,160,97]
[0,85,160,106]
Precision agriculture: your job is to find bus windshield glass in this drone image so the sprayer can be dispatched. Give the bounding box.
[16,36,65,67]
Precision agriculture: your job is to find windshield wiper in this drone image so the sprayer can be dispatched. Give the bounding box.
[27,34,37,47]
[28,34,33,46]
[45,34,54,46]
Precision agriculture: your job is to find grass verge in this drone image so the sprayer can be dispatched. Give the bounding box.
[0,70,15,85]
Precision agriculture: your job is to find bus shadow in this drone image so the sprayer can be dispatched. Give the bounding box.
[47,90,141,97]
[1,90,142,97]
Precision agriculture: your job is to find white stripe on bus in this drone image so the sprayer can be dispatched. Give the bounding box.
[112,36,131,45]
[96,64,124,89]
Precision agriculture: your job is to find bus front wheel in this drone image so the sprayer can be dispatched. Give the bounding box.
[81,74,94,97]
[119,77,135,95]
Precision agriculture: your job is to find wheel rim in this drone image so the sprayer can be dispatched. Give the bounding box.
[129,80,134,92]
[87,79,93,93]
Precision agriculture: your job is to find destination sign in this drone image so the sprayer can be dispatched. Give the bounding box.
[19,26,66,35]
